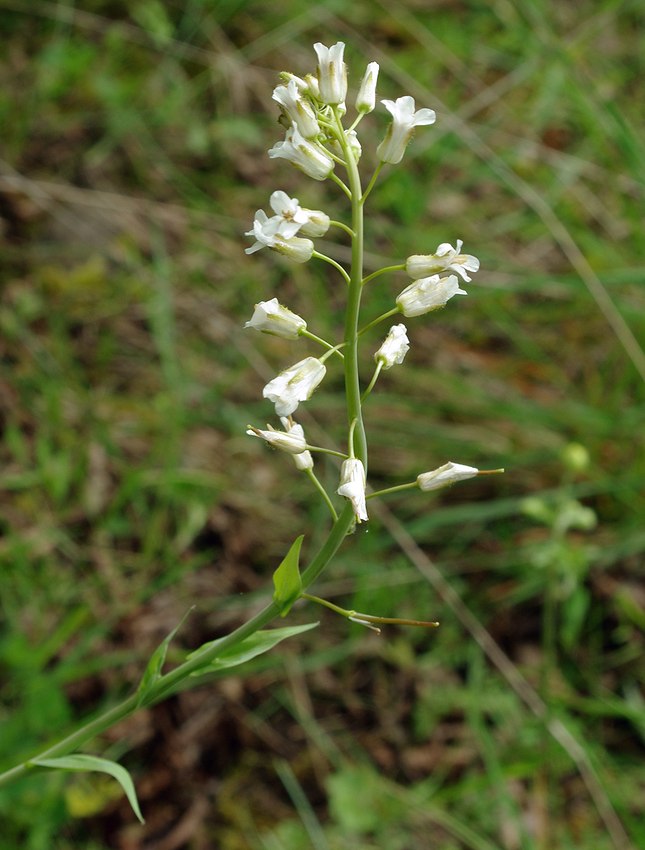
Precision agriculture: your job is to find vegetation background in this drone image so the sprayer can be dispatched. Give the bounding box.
[0,0,643,848]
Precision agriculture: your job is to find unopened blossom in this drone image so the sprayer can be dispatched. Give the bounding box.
[272,79,320,139]
[245,210,314,262]
[313,41,347,105]
[244,298,306,339]
[355,62,379,113]
[374,324,410,369]
[337,458,368,523]
[281,417,314,470]
[376,95,436,164]
[406,240,480,283]
[263,357,326,417]
[269,125,335,181]
[298,208,330,237]
[328,129,362,163]
[246,422,308,454]
[396,274,466,317]
[417,462,479,491]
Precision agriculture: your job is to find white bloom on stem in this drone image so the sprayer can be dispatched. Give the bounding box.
[269,125,335,181]
[246,421,308,454]
[268,191,306,237]
[374,324,410,369]
[355,62,379,113]
[244,298,307,339]
[245,209,282,253]
[376,95,436,164]
[266,191,330,239]
[272,79,320,139]
[406,240,480,283]
[263,357,326,416]
[313,41,347,105]
[281,417,314,470]
[337,458,368,522]
[245,209,314,262]
[417,462,479,491]
[396,274,466,317]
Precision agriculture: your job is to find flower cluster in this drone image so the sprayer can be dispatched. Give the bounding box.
[243,41,493,524]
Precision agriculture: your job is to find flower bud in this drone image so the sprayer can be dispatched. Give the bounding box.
[406,240,479,282]
[374,324,410,369]
[297,209,330,237]
[327,129,362,163]
[417,462,479,491]
[313,41,347,105]
[337,458,368,522]
[355,62,379,113]
[396,274,466,317]
[272,79,320,139]
[280,418,314,470]
[263,357,326,417]
[244,298,306,339]
[246,423,308,454]
[269,126,334,181]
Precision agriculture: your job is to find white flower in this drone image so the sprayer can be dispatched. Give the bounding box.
[263,357,326,416]
[244,298,306,339]
[265,191,330,239]
[337,458,368,522]
[376,96,436,164]
[246,422,308,454]
[355,62,379,113]
[313,41,347,105]
[281,418,314,470]
[406,240,480,283]
[272,79,320,139]
[374,324,410,369]
[245,209,314,262]
[417,462,479,491]
[269,126,335,181]
[268,191,307,237]
[244,209,282,254]
[396,274,466,317]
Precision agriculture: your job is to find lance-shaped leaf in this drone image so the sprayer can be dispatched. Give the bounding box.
[135,607,194,708]
[272,535,304,616]
[187,622,317,677]
[32,754,144,823]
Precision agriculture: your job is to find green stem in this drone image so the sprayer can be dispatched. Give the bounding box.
[361,162,384,204]
[332,106,368,471]
[305,469,338,521]
[0,101,370,794]
[330,219,354,238]
[358,307,401,338]
[367,481,417,499]
[312,251,351,284]
[362,264,405,287]
[300,329,344,358]
[361,361,383,401]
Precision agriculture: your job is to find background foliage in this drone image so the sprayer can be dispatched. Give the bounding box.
[0,1,643,848]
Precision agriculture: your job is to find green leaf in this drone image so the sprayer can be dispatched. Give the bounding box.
[32,754,144,823]
[272,535,304,616]
[188,622,317,676]
[135,607,193,708]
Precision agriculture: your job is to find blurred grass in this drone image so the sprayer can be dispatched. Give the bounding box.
[0,0,644,848]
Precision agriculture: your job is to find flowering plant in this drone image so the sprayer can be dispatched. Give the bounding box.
[0,40,502,822]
